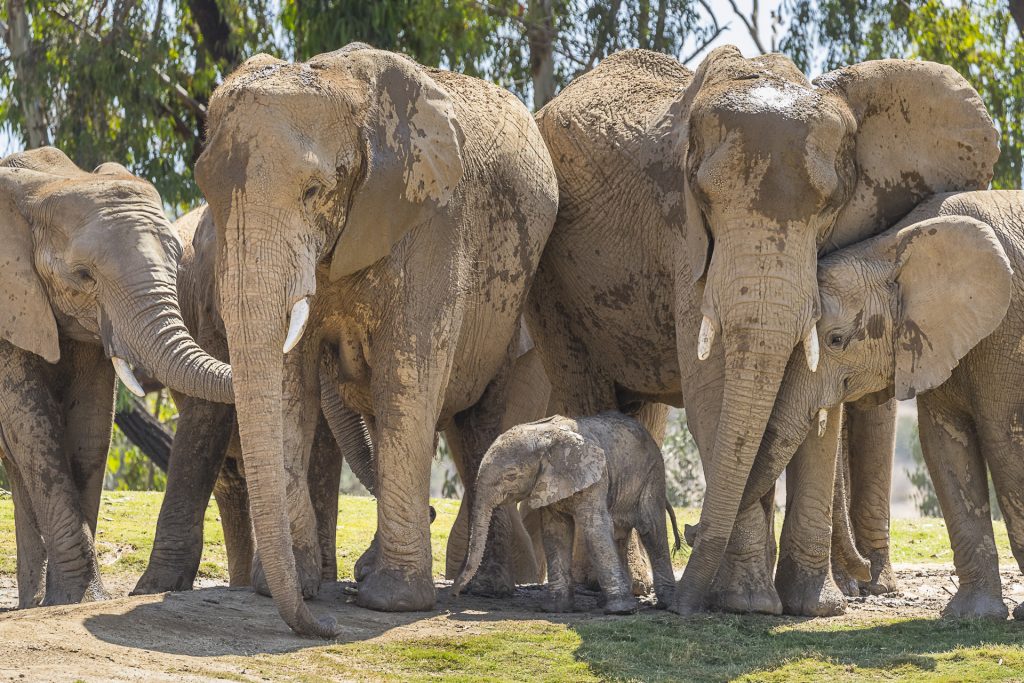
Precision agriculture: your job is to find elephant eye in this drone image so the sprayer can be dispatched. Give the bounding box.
[73,267,96,287]
[827,331,845,349]
[302,184,321,207]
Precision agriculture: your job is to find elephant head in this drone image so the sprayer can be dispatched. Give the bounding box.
[194,45,463,636]
[663,46,999,608]
[452,418,606,595]
[0,147,232,403]
[741,213,1012,508]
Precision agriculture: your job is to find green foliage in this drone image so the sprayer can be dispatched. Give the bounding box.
[781,0,1024,189]
[662,408,705,508]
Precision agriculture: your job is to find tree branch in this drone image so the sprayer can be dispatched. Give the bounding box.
[725,0,768,54]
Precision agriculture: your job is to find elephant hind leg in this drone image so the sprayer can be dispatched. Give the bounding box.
[213,440,253,587]
[918,396,1005,620]
[7,460,46,608]
[637,494,676,608]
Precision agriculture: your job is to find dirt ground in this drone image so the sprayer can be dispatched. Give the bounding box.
[0,566,1022,682]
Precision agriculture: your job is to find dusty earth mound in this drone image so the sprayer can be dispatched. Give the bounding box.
[0,566,1022,681]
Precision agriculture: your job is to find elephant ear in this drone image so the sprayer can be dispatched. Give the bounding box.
[0,169,60,363]
[329,51,465,280]
[1,147,81,178]
[891,215,1011,400]
[815,60,999,249]
[526,427,606,509]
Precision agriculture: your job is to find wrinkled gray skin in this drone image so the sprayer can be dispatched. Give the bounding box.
[133,206,378,594]
[531,46,997,616]
[454,413,675,614]
[195,45,557,635]
[742,191,1022,619]
[0,147,232,607]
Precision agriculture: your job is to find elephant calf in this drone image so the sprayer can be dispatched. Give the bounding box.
[743,190,1024,620]
[454,413,675,613]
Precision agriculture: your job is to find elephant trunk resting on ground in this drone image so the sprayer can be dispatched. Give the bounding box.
[0,147,232,607]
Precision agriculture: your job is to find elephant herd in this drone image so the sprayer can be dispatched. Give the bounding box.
[0,40,1019,637]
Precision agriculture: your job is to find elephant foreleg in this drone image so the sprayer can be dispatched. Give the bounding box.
[846,397,898,595]
[7,461,45,608]
[134,394,233,594]
[774,406,847,616]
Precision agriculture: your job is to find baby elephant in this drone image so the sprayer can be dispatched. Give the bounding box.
[454,412,675,613]
[745,190,1024,620]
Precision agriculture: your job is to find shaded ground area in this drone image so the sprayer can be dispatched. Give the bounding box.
[0,567,1023,681]
[1,493,1023,681]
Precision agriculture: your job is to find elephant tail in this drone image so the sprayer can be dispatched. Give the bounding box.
[666,502,682,552]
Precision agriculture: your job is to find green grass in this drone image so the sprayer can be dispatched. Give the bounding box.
[2,493,1024,681]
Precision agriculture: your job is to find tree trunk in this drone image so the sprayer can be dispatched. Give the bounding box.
[114,395,173,472]
[4,0,48,147]
[527,0,556,110]
[1010,0,1024,34]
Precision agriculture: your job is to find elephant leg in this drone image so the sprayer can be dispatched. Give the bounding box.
[355,311,458,612]
[7,461,45,608]
[707,499,782,615]
[134,394,233,594]
[637,493,676,608]
[212,435,253,587]
[0,345,105,605]
[775,406,847,616]
[540,508,575,612]
[309,414,342,582]
[578,500,637,614]
[917,396,1005,620]
[520,504,547,583]
[977,408,1024,620]
[62,344,115,537]
[830,423,872,596]
[252,347,322,600]
[846,397,898,595]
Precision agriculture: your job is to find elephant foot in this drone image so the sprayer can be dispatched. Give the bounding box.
[941,581,1007,620]
[707,554,782,615]
[253,546,322,600]
[42,577,108,606]
[132,561,196,595]
[354,535,380,583]
[1013,601,1024,621]
[603,594,639,615]
[831,558,862,598]
[775,557,846,617]
[462,560,515,598]
[669,586,704,616]
[356,566,435,612]
[542,589,575,613]
[860,551,898,595]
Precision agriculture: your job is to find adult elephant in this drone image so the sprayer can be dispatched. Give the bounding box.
[194,45,557,635]
[0,147,232,607]
[530,47,997,615]
[133,206,376,594]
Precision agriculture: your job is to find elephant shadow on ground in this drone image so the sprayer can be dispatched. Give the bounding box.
[570,612,1024,681]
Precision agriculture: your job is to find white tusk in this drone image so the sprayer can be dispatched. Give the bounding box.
[697,316,715,361]
[113,357,145,398]
[803,325,820,373]
[283,298,310,354]
[817,408,828,437]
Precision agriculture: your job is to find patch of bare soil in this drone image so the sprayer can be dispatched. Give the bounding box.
[0,566,1020,682]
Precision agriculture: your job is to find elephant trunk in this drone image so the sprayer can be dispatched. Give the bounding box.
[453,479,510,596]
[110,277,233,404]
[320,355,376,495]
[218,216,332,638]
[676,241,816,612]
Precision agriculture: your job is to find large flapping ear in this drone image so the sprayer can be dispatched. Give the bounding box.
[815,60,999,248]
[0,168,60,363]
[891,215,1011,399]
[329,50,465,280]
[650,46,746,283]
[526,426,606,509]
